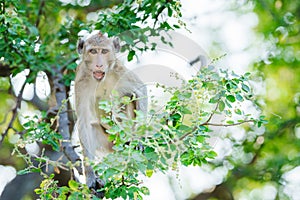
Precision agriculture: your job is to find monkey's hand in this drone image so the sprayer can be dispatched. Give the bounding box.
[89,177,105,198]
[91,120,111,132]
[85,164,105,198]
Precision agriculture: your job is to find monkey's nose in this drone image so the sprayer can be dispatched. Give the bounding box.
[96,65,104,70]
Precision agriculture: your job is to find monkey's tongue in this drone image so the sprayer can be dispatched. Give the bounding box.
[93,71,105,80]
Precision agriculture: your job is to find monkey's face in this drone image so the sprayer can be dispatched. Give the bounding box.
[85,44,115,81]
[78,32,121,81]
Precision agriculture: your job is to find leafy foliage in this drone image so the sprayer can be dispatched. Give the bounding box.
[86,66,264,199]
[10,63,264,199]
[95,0,184,61]
[225,1,300,199]
[34,174,97,200]
[20,114,62,152]
[1,0,288,199]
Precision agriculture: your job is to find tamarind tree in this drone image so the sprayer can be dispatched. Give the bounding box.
[2,0,298,199]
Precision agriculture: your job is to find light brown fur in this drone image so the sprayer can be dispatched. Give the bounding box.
[74,32,147,188]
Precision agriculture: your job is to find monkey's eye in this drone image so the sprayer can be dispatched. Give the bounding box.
[89,49,98,54]
[101,49,109,54]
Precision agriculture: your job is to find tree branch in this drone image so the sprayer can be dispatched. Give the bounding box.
[0,62,16,77]
[153,6,165,28]
[152,0,172,28]
[52,66,82,174]
[178,101,255,141]
[178,101,220,141]
[35,0,45,28]
[178,119,255,142]
[202,120,255,127]
[205,101,220,124]
[0,78,26,146]
[61,57,78,71]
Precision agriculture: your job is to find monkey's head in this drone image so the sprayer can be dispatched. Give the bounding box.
[77,31,121,81]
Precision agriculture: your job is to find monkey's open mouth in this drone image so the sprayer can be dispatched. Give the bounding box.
[93,70,105,81]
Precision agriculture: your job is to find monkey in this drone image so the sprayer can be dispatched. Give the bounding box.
[73,31,147,192]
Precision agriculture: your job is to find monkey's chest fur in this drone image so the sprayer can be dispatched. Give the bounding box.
[74,70,136,156]
[93,70,143,125]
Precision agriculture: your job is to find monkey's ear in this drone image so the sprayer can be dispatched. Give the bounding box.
[77,39,85,54]
[112,37,120,53]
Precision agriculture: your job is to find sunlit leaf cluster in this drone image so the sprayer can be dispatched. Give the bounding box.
[86,66,265,199]
[20,115,62,152]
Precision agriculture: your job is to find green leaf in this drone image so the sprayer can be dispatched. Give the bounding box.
[34,189,43,195]
[257,121,262,128]
[180,151,193,166]
[235,109,242,115]
[178,124,192,131]
[145,169,153,177]
[242,83,250,93]
[225,100,232,108]
[68,180,79,191]
[121,96,132,104]
[108,134,116,142]
[167,7,173,17]
[103,168,119,180]
[219,100,225,111]
[226,120,234,124]
[0,25,7,33]
[17,168,31,175]
[144,149,158,161]
[171,113,181,121]
[226,95,235,103]
[141,186,150,195]
[209,96,219,103]
[58,186,70,195]
[30,168,42,173]
[127,50,135,61]
[160,21,172,29]
[206,151,217,158]
[180,107,192,114]
[244,72,251,76]
[235,93,244,102]
[259,115,266,120]
[180,92,192,99]
[196,135,205,143]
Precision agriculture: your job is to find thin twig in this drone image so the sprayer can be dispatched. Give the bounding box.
[178,101,220,141]
[0,80,27,146]
[177,101,256,141]
[61,57,78,71]
[204,101,220,124]
[203,120,255,127]
[178,119,255,142]
[35,0,45,28]
[152,1,169,28]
